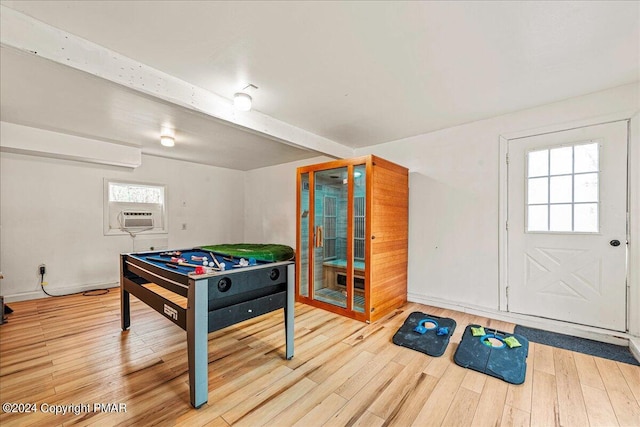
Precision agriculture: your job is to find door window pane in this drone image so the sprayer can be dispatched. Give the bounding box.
[574,143,599,173]
[528,177,548,204]
[528,149,548,177]
[574,173,598,203]
[550,147,573,175]
[550,175,572,203]
[550,204,572,231]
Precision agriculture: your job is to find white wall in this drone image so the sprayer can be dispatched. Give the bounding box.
[243,155,332,247]
[0,152,245,301]
[2,82,638,343]
[242,84,639,339]
[353,82,639,335]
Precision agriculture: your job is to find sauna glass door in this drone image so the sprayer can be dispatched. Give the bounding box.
[313,167,349,309]
[299,172,310,298]
[351,164,367,313]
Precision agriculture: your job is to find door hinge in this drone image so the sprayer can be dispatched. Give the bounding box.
[505,221,509,231]
[506,153,509,165]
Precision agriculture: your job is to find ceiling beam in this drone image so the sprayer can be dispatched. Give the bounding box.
[0,5,353,159]
[0,121,142,168]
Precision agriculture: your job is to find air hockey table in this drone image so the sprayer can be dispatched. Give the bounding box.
[120,247,294,408]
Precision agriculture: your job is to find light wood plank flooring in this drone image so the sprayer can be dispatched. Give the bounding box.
[1,287,639,426]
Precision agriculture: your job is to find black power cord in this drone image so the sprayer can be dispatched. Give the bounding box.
[39,266,110,297]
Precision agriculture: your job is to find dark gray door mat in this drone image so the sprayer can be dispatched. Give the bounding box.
[514,325,639,366]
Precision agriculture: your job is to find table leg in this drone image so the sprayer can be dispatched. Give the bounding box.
[121,286,130,331]
[187,279,208,408]
[285,264,295,360]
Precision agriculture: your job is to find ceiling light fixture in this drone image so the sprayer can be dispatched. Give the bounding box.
[233,84,258,112]
[160,125,175,147]
[160,135,175,147]
[233,92,252,111]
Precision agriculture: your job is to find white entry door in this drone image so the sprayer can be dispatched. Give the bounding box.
[507,121,628,331]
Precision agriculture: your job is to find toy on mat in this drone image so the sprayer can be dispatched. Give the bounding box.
[414,318,438,334]
[504,336,522,348]
[471,326,486,336]
[480,333,506,348]
[436,327,449,336]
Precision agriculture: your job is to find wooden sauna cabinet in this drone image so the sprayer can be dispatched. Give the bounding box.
[296,155,408,322]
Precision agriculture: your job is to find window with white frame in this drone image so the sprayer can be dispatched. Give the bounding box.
[526,142,599,233]
[104,179,167,235]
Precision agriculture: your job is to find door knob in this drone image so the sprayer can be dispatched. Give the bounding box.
[610,239,621,247]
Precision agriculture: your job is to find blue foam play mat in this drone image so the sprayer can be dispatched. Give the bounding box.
[392,312,457,357]
[454,324,529,385]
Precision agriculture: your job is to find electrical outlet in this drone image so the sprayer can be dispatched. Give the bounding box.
[39,264,48,286]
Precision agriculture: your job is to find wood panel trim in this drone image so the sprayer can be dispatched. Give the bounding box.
[296,155,372,174]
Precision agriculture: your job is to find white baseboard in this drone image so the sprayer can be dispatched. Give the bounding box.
[408,292,633,347]
[3,282,119,303]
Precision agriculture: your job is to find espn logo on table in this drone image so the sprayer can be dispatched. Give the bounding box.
[163,304,178,321]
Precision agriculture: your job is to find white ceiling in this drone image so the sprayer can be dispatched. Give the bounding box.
[1,1,639,170]
[0,47,317,170]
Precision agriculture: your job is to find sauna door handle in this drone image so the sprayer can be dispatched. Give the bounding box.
[315,226,323,248]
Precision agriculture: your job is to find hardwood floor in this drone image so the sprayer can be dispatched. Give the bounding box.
[1,287,639,426]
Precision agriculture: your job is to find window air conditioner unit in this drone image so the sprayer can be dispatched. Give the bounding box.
[121,211,154,229]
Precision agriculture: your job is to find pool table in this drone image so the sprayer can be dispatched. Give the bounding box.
[120,247,294,408]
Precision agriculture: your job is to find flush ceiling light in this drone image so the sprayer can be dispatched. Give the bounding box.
[160,135,175,147]
[233,92,252,111]
[233,84,258,112]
